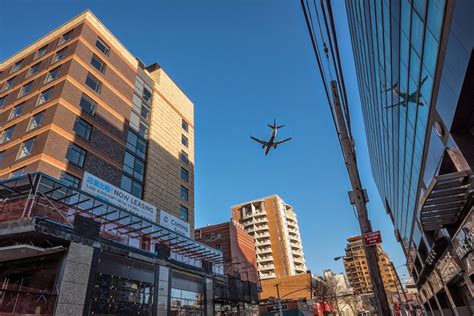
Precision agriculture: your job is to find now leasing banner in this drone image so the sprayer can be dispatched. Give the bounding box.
[81,172,157,222]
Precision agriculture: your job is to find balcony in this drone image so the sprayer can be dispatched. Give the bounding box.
[255,239,271,247]
[257,255,273,263]
[256,247,272,255]
[258,263,275,271]
[254,216,268,224]
[259,272,276,280]
[254,224,268,232]
[254,232,270,239]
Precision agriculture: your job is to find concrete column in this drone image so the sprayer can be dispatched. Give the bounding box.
[156,266,170,315]
[54,242,93,316]
[205,277,213,316]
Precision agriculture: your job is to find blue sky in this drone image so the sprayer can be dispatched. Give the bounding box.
[0,0,407,276]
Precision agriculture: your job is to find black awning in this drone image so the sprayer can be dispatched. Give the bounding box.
[419,171,473,231]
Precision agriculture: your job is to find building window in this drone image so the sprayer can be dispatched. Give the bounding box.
[60,171,81,188]
[120,174,142,198]
[17,137,36,160]
[142,87,152,103]
[180,185,189,201]
[179,205,189,221]
[180,150,188,164]
[8,103,24,120]
[27,111,45,131]
[37,87,53,105]
[18,82,33,97]
[215,244,222,250]
[126,130,147,159]
[181,135,188,147]
[59,30,73,45]
[73,117,92,140]
[180,167,189,182]
[1,126,15,144]
[3,77,15,91]
[215,232,221,239]
[28,62,41,77]
[0,151,5,164]
[53,47,67,63]
[10,167,26,178]
[66,143,86,167]
[79,95,96,115]
[0,96,5,108]
[123,152,145,181]
[85,73,102,93]
[45,66,60,83]
[95,38,110,57]
[138,122,148,138]
[182,119,188,132]
[35,45,48,59]
[91,54,106,74]
[205,234,211,241]
[10,59,23,73]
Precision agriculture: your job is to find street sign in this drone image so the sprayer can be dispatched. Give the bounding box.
[364,231,382,246]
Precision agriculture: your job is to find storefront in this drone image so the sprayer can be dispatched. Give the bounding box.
[0,173,223,316]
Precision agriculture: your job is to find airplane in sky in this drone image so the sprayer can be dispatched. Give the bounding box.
[382,75,428,109]
[250,119,292,155]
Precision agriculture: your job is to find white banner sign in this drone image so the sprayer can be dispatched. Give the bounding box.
[81,172,157,222]
[160,210,190,237]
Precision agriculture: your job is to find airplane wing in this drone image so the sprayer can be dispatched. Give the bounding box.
[250,136,269,146]
[384,101,402,109]
[274,137,292,145]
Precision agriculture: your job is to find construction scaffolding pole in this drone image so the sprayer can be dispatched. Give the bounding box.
[330,80,391,315]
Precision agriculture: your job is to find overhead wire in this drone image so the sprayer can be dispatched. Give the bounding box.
[318,0,354,144]
[302,0,362,227]
[301,0,343,157]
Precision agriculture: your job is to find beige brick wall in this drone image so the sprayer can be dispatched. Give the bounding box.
[144,67,195,233]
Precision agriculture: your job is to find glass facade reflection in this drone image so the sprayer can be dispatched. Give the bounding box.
[346,0,445,252]
[347,0,474,312]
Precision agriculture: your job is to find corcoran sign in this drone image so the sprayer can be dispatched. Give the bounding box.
[81,172,157,222]
[363,231,382,246]
[160,210,190,237]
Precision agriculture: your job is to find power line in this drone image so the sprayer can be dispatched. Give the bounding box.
[301,0,343,157]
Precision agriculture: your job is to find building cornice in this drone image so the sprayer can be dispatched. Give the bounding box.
[0,10,138,70]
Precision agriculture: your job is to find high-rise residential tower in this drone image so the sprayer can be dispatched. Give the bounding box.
[232,195,307,281]
[343,236,401,296]
[346,0,473,313]
[0,10,194,230]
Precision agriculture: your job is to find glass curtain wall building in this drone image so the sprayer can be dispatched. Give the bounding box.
[346,0,473,313]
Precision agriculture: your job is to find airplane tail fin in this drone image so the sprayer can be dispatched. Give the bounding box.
[277,125,285,129]
[267,124,274,129]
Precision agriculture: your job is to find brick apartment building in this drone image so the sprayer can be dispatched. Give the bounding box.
[0,9,194,230]
[0,10,220,316]
[195,219,259,284]
[195,219,260,314]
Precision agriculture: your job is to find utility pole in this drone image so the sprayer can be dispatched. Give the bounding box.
[274,283,284,316]
[301,0,392,313]
[330,80,391,315]
[391,262,414,315]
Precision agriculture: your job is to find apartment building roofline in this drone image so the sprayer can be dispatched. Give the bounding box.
[0,9,138,69]
[230,194,284,209]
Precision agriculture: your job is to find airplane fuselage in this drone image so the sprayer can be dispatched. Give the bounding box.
[264,128,278,155]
